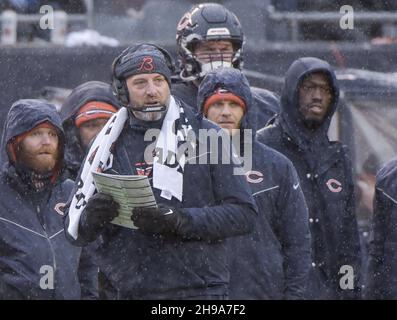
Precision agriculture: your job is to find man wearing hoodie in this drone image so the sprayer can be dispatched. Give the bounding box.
[172,2,279,129]
[60,81,120,180]
[257,57,361,299]
[65,43,257,299]
[198,67,312,299]
[366,158,397,299]
[0,99,97,299]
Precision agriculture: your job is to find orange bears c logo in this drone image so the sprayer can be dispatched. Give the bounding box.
[177,12,192,31]
[54,203,66,216]
[326,179,342,193]
[245,170,264,184]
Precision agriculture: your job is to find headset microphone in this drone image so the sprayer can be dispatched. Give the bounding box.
[131,104,167,113]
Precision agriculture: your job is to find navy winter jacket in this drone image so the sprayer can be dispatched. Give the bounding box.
[65,98,257,299]
[366,158,397,299]
[0,100,98,299]
[198,67,312,299]
[257,58,361,299]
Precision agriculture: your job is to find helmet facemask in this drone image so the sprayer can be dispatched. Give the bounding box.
[176,3,244,82]
[179,38,243,81]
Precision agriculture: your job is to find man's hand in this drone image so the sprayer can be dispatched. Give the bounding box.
[131,204,187,236]
[80,192,120,240]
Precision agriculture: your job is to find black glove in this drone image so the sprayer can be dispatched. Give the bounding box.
[131,204,187,236]
[80,192,119,241]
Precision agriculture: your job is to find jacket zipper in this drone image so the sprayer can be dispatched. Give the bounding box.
[37,205,57,272]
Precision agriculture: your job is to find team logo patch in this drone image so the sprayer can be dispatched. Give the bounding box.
[326,178,342,193]
[245,170,263,184]
[54,202,66,216]
[176,12,192,31]
[135,162,153,177]
[138,56,155,71]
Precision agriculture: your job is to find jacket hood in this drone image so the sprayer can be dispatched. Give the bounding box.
[60,81,120,123]
[197,67,257,136]
[376,157,397,194]
[60,81,120,176]
[280,57,339,148]
[0,99,65,173]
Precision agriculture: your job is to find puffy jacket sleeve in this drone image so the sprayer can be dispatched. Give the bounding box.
[77,243,99,300]
[272,158,312,299]
[337,150,362,299]
[175,142,258,242]
[366,169,397,299]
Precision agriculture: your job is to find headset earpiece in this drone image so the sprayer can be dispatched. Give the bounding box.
[111,49,130,106]
[114,78,129,106]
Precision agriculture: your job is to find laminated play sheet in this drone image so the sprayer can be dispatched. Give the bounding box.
[92,171,157,229]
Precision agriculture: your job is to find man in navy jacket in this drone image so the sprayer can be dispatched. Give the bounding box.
[257,57,361,299]
[65,43,257,299]
[0,99,97,299]
[198,67,312,299]
[366,158,397,299]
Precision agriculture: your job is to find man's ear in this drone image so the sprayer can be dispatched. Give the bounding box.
[7,140,19,164]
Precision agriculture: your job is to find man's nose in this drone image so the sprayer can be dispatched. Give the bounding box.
[312,86,323,100]
[41,134,52,145]
[145,81,157,96]
[221,105,232,116]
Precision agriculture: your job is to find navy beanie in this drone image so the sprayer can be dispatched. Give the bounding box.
[114,43,172,87]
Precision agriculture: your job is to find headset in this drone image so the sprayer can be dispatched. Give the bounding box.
[111,43,175,112]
